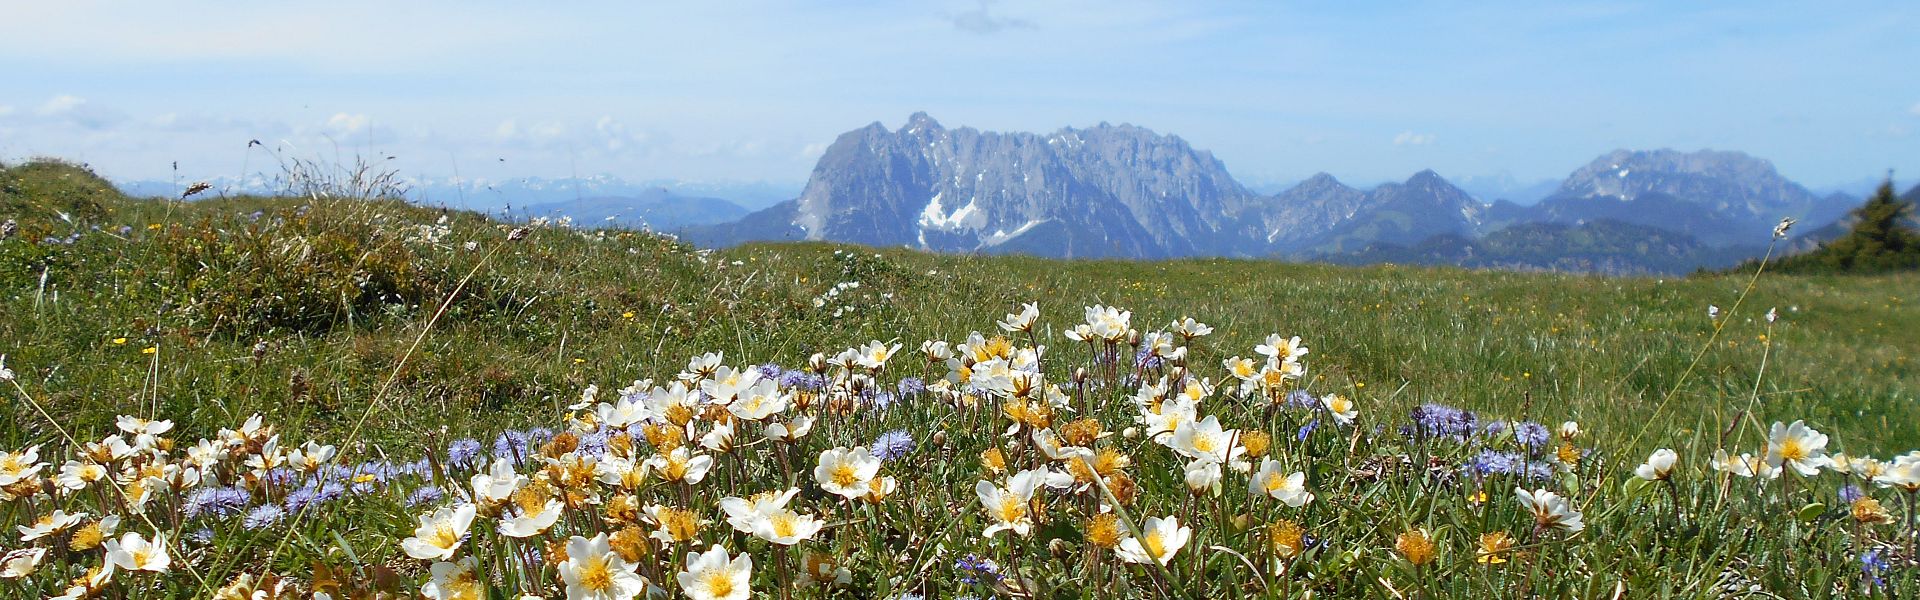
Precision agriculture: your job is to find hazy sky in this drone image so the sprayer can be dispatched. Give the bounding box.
[2,1,1915,190]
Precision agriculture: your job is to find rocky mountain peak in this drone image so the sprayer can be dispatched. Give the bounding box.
[1405,169,1452,190]
[1299,172,1345,188]
[901,111,945,134]
[688,120,1857,272]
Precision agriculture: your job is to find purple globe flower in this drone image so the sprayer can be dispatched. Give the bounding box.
[446,438,483,470]
[182,486,251,519]
[871,430,916,462]
[1513,421,1551,450]
[898,377,927,396]
[1411,403,1478,440]
[1838,485,1865,504]
[407,485,447,508]
[243,505,285,530]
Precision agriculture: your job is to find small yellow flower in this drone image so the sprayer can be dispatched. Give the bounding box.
[1476,532,1513,564]
[1059,418,1103,447]
[69,521,107,551]
[573,358,586,364]
[1396,529,1436,566]
[142,346,158,355]
[1852,497,1893,525]
[1241,431,1272,458]
[647,505,703,544]
[1555,443,1581,468]
[1086,513,1124,549]
[1467,490,1489,505]
[980,448,1007,475]
[622,311,636,319]
[111,338,127,345]
[608,525,651,562]
[1268,519,1305,559]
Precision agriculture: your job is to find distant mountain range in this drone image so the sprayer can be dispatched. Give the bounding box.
[685,113,1861,273]
[117,172,789,232]
[116,174,793,222]
[514,189,748,230]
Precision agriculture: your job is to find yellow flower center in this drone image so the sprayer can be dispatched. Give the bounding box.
[578,556,613,591]
[995,494,1026,523]
[830,464,859,488]
[132,547,156,567]
[69,523,104,551]
[704,570,735,597]
[1263,474,1285,493]
[1779,438,1808,461]
[1190,435,1216,454]
[1143,532,1166,559]
[448,578,482,600]
[661,509,699,541]
[663,456,690,481]
[431,523,460,549]
[770,512,797,538]
[664,405,695,426]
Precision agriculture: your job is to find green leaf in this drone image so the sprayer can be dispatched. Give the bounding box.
[1796,503,1826,522]
[1623,476,1654,497]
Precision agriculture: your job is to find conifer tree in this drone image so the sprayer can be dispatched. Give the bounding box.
[1773,177,1920,274]
[1817,179,1920,272]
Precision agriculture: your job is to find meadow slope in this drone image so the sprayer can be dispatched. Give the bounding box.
[2,160,1917,598]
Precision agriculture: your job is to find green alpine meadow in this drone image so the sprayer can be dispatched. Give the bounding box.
[1,159,1916,598]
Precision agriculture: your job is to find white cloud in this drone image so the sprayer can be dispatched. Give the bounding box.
[37,94,86,115]
[32,94,123,129]
[326,113,370,135]
[594,116,652,153]
[798,142,829,159]
[1910,101,1920,116]
[0,105,12,117]
[1393,130,1435,146]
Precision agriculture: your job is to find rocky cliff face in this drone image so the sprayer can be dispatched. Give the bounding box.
[1529,149,1845,246]
[786,112,1258,258]
[685,115,1858,271]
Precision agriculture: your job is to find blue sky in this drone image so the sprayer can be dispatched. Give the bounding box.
[1,1,1915,191]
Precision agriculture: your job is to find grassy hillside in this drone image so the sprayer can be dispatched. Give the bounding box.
[2,159,1917,598]
[5,160,1911,453]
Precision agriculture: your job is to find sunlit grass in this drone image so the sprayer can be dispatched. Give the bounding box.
[0,159,1916,598]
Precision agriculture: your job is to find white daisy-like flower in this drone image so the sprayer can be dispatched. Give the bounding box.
[1115,515,1191,565]
[1515,487,1584,533]
[813,447,881,499]
[1635,449,1678,481]
[401,504,476,561]
[676,544,751,600]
